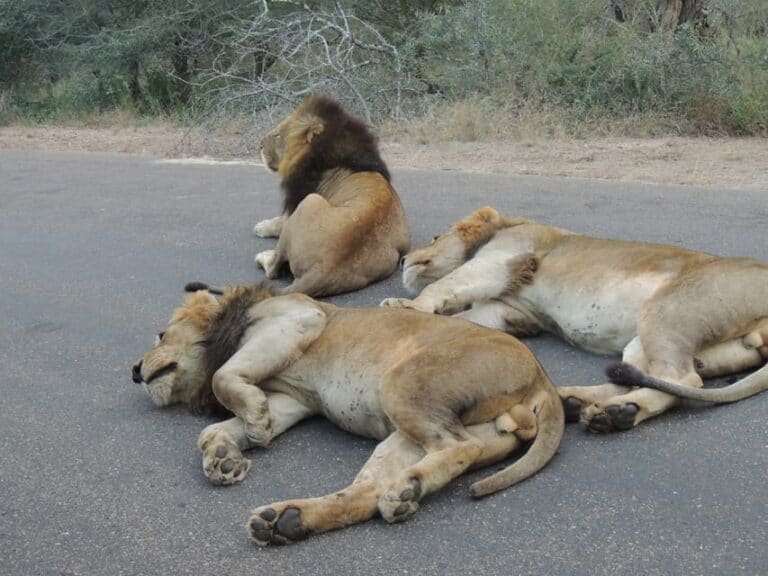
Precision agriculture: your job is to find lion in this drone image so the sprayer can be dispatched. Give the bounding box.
[381,206,768,433]
[130,282,564,546]
[252,95,410,296]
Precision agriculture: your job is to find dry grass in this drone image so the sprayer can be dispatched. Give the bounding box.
[381,97,693,144]
[1,109,766,191]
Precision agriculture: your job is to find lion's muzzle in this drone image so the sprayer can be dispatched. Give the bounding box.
[132,361,143,384]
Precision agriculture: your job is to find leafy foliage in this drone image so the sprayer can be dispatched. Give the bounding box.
[1,0,765,135]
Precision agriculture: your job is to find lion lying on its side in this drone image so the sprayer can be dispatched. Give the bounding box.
[382,207,768,433]
[253,95,410,297]
[131,282,563,546]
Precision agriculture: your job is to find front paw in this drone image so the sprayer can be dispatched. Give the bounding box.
[254,250,280,278]
[380,297,434,313]
[198,426,250,485]
[247,504,311,546]
[253,217,281,238]
[202,441,251,486]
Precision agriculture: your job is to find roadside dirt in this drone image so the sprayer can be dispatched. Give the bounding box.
[1,125,765,190]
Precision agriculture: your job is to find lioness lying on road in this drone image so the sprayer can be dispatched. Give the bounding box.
[131,282,563,546]
[382,206,768,433]
[253,95,410,296]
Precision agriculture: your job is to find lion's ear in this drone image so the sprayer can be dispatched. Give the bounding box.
[306,121,324,143]
[473,206,500,223]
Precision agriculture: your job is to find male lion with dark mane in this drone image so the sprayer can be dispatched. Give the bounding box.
[382,206,768,433]
[131,282,563,546]
[252,95,410,296]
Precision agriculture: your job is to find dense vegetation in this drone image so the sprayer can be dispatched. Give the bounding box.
[1,0,766,136]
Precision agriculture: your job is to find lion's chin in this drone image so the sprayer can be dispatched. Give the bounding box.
[260,151,279,172]
[144,379,176,407]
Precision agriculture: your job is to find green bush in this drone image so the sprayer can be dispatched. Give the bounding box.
[409,0,768,135]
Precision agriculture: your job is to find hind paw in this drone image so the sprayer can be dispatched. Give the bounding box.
[247,505,311,546]
[562,397,583,423]
[378,477,421,523]
[584,402,639,433]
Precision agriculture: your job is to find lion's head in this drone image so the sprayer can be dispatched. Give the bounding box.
[131,283,279,415]
[259,94,390,214]
[401,207,525,294]
[132,289,219,411]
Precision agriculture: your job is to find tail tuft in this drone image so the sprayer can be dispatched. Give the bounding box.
[606,362,645,386]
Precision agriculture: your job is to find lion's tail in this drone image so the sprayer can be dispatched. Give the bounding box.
[469,378,564,498]
[607,361,768,404]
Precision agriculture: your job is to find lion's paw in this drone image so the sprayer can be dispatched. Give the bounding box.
[198,424,251,485]
[583,402,639,433]
[247,505,311,546]
[380,297,433,313]
[562,397,584,423]
[378,477,421,523]
[253,219,279,238]
[380,297,411,308]
[254,250,280,278]
[202,441,251,486]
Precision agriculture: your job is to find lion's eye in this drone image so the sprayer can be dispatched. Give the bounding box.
[431,235,440,243]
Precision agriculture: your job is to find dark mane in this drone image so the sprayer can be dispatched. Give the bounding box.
[187,283,280,416]
[282,95,390,214]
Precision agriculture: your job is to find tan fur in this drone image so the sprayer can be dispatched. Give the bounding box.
[253,97,410,297]
[132,286,564,545]
[384,207,768,433]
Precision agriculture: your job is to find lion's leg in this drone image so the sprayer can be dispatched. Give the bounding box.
[282,266,337,297]
[375,365,493,522]
[198,392,314,486]
[580,281,714,432]
[382,252,538,314]
[454,300,543,336]
[246,420,523,545]
[585,331,768,432]
[246,431,414,546]
[453,300,510,330]
[557,336,643,423]
[583,264,768,431]
[695,333,767,378]
[253,214,285,238]
[211,299,326,445]
[254,249,285,279]
[271,194,346,296]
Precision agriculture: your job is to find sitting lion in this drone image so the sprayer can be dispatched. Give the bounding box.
[252,95,410,296]
[131,282,564,546]
[381,206,768,433]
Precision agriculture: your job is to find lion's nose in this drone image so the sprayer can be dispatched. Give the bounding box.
[132,361,144,384]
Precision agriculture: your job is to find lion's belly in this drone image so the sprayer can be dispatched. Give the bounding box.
[305,362,393,440]
[519,272,672,355]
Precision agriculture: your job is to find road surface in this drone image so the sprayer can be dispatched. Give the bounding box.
[1,149,766,576]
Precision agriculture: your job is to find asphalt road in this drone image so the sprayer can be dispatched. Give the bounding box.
[1,149,766,576]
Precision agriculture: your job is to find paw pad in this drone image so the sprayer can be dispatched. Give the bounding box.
[379,477,421,523]
[247,507,310,546]
[587,403,638,433]
[563,397,582,423]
